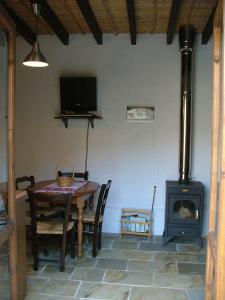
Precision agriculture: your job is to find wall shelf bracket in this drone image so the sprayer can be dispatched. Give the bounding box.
[54,113,102,128]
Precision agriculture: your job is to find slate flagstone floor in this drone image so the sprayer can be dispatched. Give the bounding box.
[0,234,206,300]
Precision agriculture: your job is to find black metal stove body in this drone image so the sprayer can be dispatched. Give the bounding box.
[163,181,204,247]
[163,25,204,247]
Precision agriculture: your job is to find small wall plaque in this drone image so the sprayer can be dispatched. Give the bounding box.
[126,106,155,121]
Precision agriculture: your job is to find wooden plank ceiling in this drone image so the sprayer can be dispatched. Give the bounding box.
[1,0,217,45]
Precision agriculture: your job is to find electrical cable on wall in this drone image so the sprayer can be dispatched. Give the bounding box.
[84,119,90,172]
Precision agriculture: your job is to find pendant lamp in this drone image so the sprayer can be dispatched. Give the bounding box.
[23,2,48,67]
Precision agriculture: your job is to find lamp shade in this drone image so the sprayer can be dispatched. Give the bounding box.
[23,41,48,67]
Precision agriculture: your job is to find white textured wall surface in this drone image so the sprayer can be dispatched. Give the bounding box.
[15,34,212,235]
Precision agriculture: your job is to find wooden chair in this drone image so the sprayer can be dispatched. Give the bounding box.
[15,175,35,190]
[16,175,56,218]
[28,191,75,272]
[57,170,93,209]
[15,176,35,238]
[57,171,89,180]
[72,180,111,257]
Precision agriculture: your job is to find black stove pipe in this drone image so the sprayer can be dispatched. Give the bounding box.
[179,25,195,184]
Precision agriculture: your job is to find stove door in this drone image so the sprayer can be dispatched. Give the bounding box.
[168,195,200,224]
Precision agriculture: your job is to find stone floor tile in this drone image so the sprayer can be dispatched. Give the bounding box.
[70,267,105,281]
[25,293,79,300]
[154,273,204,289]
[120,235,149,242]
[0,266,9,279]
[0,255,9,266]
[95,258,127,270]
[154,252,199,263]
[176,244,206,254]
[139,242,177,252]
[66,256,97,268]
[76,282,130,299]
[177,263,206,275]
[128,260,177,273]
[103,270,153,286]
[102,239,114,248]
[39,265,75,279]
[102,233,120,240]
[130,286,188,300]
[98,249,155,260]
[0,279,10,296]
[111,240,138,250]
[187,289,204,300]
[152,236,163,244]
[23,235,208,299]
[26,263,45,276]
[85,238,113,249]
[0,296,10,300]
[170,237,201,244]
[27,277,50,293]
[40,278,80,296]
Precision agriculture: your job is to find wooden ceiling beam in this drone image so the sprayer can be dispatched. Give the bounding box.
[214,0,223,28]
[166,0,181,44]
[1,2,32,42]
[35,0,69,45]
[76,0,102,44]
[0,3,16,34]
[202,1,218,44]
[126,0,136,45]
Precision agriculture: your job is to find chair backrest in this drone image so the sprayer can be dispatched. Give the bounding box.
[28,191,73,235]
[58,171,89,181]
[15,175,35,190]
[94,180,112,227]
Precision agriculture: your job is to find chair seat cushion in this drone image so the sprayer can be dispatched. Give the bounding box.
[37,221,74,234]
[72,209,103,223]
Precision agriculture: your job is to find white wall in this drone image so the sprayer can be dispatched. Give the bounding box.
[15,34,212,235]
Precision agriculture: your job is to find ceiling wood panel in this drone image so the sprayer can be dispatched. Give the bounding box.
[2,0,217,44]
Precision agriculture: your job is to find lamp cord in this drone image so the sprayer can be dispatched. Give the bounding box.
[35,14,37,41]
[85,119,90,172]
[33,2,39,41]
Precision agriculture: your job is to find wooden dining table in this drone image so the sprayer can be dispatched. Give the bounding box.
[27,180,100,258]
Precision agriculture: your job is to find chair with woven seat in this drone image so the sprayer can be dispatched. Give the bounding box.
[57,170,89,180]
[57,170,94,209]
[16,176,36,238]
[28,192,75,272]
[16,175,57,219]
[72,180,111,257]
[15,175,35,190]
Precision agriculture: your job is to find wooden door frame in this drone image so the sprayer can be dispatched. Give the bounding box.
[205,0,224,299]
[0,3,18,300]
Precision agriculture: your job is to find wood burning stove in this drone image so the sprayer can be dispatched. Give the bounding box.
[163,25,204,247]
[163,181,204,247]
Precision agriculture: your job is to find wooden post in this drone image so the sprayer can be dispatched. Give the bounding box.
[7,32,18,300]
[215,3,225,298]
[204,26,221,300]
[0,5,18,299]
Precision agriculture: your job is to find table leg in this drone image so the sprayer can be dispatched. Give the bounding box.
[76,196,84,259]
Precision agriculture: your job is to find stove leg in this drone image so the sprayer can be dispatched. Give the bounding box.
[196,237,203,248]
[162,235,173,246]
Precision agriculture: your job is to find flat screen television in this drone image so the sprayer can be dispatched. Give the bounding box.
[60,77,97,113]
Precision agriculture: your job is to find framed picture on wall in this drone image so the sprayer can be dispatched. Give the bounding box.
[126,106,155,122]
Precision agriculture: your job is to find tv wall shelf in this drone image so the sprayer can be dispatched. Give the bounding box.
[54,113,102,128]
